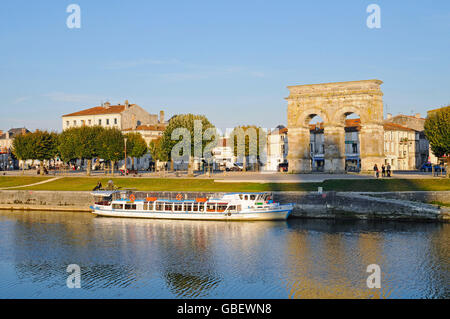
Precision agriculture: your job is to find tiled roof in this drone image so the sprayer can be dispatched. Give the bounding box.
[62,105,127,117]
[383,122,415,131]
[122,124,166,132]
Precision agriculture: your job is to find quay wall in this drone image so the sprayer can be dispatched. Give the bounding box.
[0,190,448,222]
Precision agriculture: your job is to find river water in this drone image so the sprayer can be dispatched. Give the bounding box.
[0,211,448,299]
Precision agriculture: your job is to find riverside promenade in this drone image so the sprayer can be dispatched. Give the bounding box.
[0,171,449,221]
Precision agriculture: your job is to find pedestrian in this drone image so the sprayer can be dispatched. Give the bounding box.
[387,164,391,177]
[92,181,102,191]
[373,164,379,178]
[381,164,386,177]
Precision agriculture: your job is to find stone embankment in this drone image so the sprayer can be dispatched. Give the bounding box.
[0,190,448,222]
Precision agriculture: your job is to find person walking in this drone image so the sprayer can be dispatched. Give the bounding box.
[373,164,379,178]
[387,164,391,177]
[381,164,386,178]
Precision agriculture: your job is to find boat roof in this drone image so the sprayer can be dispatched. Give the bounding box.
[90,191,120,196]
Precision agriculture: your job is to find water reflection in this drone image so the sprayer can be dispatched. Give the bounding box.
[0,211,448,298]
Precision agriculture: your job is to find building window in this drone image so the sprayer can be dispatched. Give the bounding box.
[114,118,117,125]
[88,120,91,125]
[73,120,76,125]
[352,143,358,154]
[106,119,110,125]
[81,120,85,126]
[98,119,102,125]
[66,121,69,126]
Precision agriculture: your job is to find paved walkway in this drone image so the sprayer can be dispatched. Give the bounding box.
[0,177,61,190]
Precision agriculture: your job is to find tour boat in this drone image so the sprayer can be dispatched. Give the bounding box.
[90,191,293,221]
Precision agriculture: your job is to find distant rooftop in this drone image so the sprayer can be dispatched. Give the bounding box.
[62,104,128,117]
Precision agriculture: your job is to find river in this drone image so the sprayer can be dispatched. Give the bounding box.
[0,211,448,299]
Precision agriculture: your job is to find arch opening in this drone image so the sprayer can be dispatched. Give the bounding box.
[342,112,361,172]
[308,114,325,172]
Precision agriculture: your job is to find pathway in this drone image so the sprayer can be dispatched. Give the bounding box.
[0,177,61,190]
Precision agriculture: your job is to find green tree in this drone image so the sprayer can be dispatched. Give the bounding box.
[424,106,450,177]
[30,130,58,175]
[11,132,33,174]
[125,132,148,170]
[96,127,124,176]
[160,114,216,174]
[58,128,78,170]
[230,125,267,171]
[149,137,167,162]
[74,126,104,176]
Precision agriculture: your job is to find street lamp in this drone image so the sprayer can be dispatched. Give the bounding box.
[124,137,127,175]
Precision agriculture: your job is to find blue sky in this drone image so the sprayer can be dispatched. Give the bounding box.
[0,0,449,132]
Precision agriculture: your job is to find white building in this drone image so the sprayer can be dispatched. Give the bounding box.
[265,126,288,171]
[212,137,235,169]
[62,100,162,131]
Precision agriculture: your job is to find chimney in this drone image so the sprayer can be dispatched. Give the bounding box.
[159,110,165,124]
[415,113,421,118]
[104,102,111,108]
[386,113,392,119]
[125,100,129,108]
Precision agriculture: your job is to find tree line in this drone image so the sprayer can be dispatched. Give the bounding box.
[424,105,450,177]
[12,126,147,176]
[11,113,269,176]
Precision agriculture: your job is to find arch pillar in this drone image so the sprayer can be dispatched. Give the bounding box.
[323,124,345,173]
[359,123,385,171]
[287,127,311,173]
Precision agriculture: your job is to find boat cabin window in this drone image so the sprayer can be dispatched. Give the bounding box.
[192,203,199,212]
[112,204,123,209]
[239,194,243,200]
[125,204,136,210]
[228,205,237,212]
[185,203,192,211]
[156,203,164,211]
[206,203,216,212]
[174,204,182,211]
[217,204,227,212]
[244,195,248,200]
[143,203,148,210]
[164,203,172,211]
[250,195,256,200]
[199,203,205,212]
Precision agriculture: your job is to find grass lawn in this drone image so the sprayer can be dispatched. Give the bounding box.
[0,176,52,188]
[3,176,449,192]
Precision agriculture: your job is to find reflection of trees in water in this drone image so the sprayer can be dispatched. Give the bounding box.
[283,219,448,299]
[164,272,220,298]
[14,262,138,290]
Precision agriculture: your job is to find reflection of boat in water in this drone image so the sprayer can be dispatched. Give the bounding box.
[90,191,293,221]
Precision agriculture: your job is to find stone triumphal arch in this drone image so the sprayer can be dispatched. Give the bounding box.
[286,79,385,173]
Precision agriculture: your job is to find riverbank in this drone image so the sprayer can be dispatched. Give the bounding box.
[1,176,449,192]
[0,189,448,222]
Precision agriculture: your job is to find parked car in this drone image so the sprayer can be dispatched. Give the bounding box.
[226,163,243,171]
[278,162,288,172]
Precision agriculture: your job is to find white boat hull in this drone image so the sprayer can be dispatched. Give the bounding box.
[91,206,292,221]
